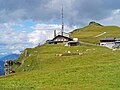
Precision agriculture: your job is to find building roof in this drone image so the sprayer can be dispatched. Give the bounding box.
[100,38,115,41]
[52,35,73,41]
[115,38,120,41]
[115,41,120,43]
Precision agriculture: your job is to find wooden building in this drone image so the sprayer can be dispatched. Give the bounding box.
[65,41,80,46]
[52,35,73,44]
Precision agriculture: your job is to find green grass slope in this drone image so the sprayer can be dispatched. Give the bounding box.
[71,22,120,44]
[1,23,120,90]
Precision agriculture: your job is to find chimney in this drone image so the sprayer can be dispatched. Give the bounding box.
[54,30,56,38]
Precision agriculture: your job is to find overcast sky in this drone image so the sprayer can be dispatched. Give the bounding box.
[0,0,120,56]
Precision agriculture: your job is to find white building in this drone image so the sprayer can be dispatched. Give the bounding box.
[65,38,80,46]
[115,38,120,46]
[99,38,116,48]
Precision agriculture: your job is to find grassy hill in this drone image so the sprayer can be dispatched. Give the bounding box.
[1,22,120,90]
[71,22,120,43]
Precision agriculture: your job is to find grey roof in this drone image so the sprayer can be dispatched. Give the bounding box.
[115,38,120,41]
[100,38,115,40]
[115,41,120,42]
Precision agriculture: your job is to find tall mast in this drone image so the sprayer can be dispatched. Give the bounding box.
[61,2,64,36]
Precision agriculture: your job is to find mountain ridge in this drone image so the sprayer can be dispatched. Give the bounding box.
[0,54,20,61]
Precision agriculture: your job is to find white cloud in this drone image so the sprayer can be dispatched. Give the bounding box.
[0,22,29,44]
[28,24,61,44]
[28,30,47,44]
[99,9,120,26]
[0,0,119,26]
[1,52,8,55]
[12,50,21,54]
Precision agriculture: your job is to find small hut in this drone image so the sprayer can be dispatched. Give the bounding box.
[65,41,80,46]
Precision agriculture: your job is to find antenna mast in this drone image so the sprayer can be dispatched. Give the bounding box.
[61,2,64,36]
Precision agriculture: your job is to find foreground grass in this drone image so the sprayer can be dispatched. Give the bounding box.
[0,44,120,90]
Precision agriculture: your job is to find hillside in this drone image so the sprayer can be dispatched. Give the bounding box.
[0,54,20,76]
[1,22,120,90]
[71,22,120,44]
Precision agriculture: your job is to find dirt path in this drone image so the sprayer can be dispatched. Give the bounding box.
[95,32,106,37]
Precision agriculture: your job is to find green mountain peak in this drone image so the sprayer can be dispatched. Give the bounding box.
[89,21,103,27]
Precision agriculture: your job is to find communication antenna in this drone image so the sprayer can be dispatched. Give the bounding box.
[61,2,64,36]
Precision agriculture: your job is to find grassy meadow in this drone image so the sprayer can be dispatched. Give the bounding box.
[1,23,120,89]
